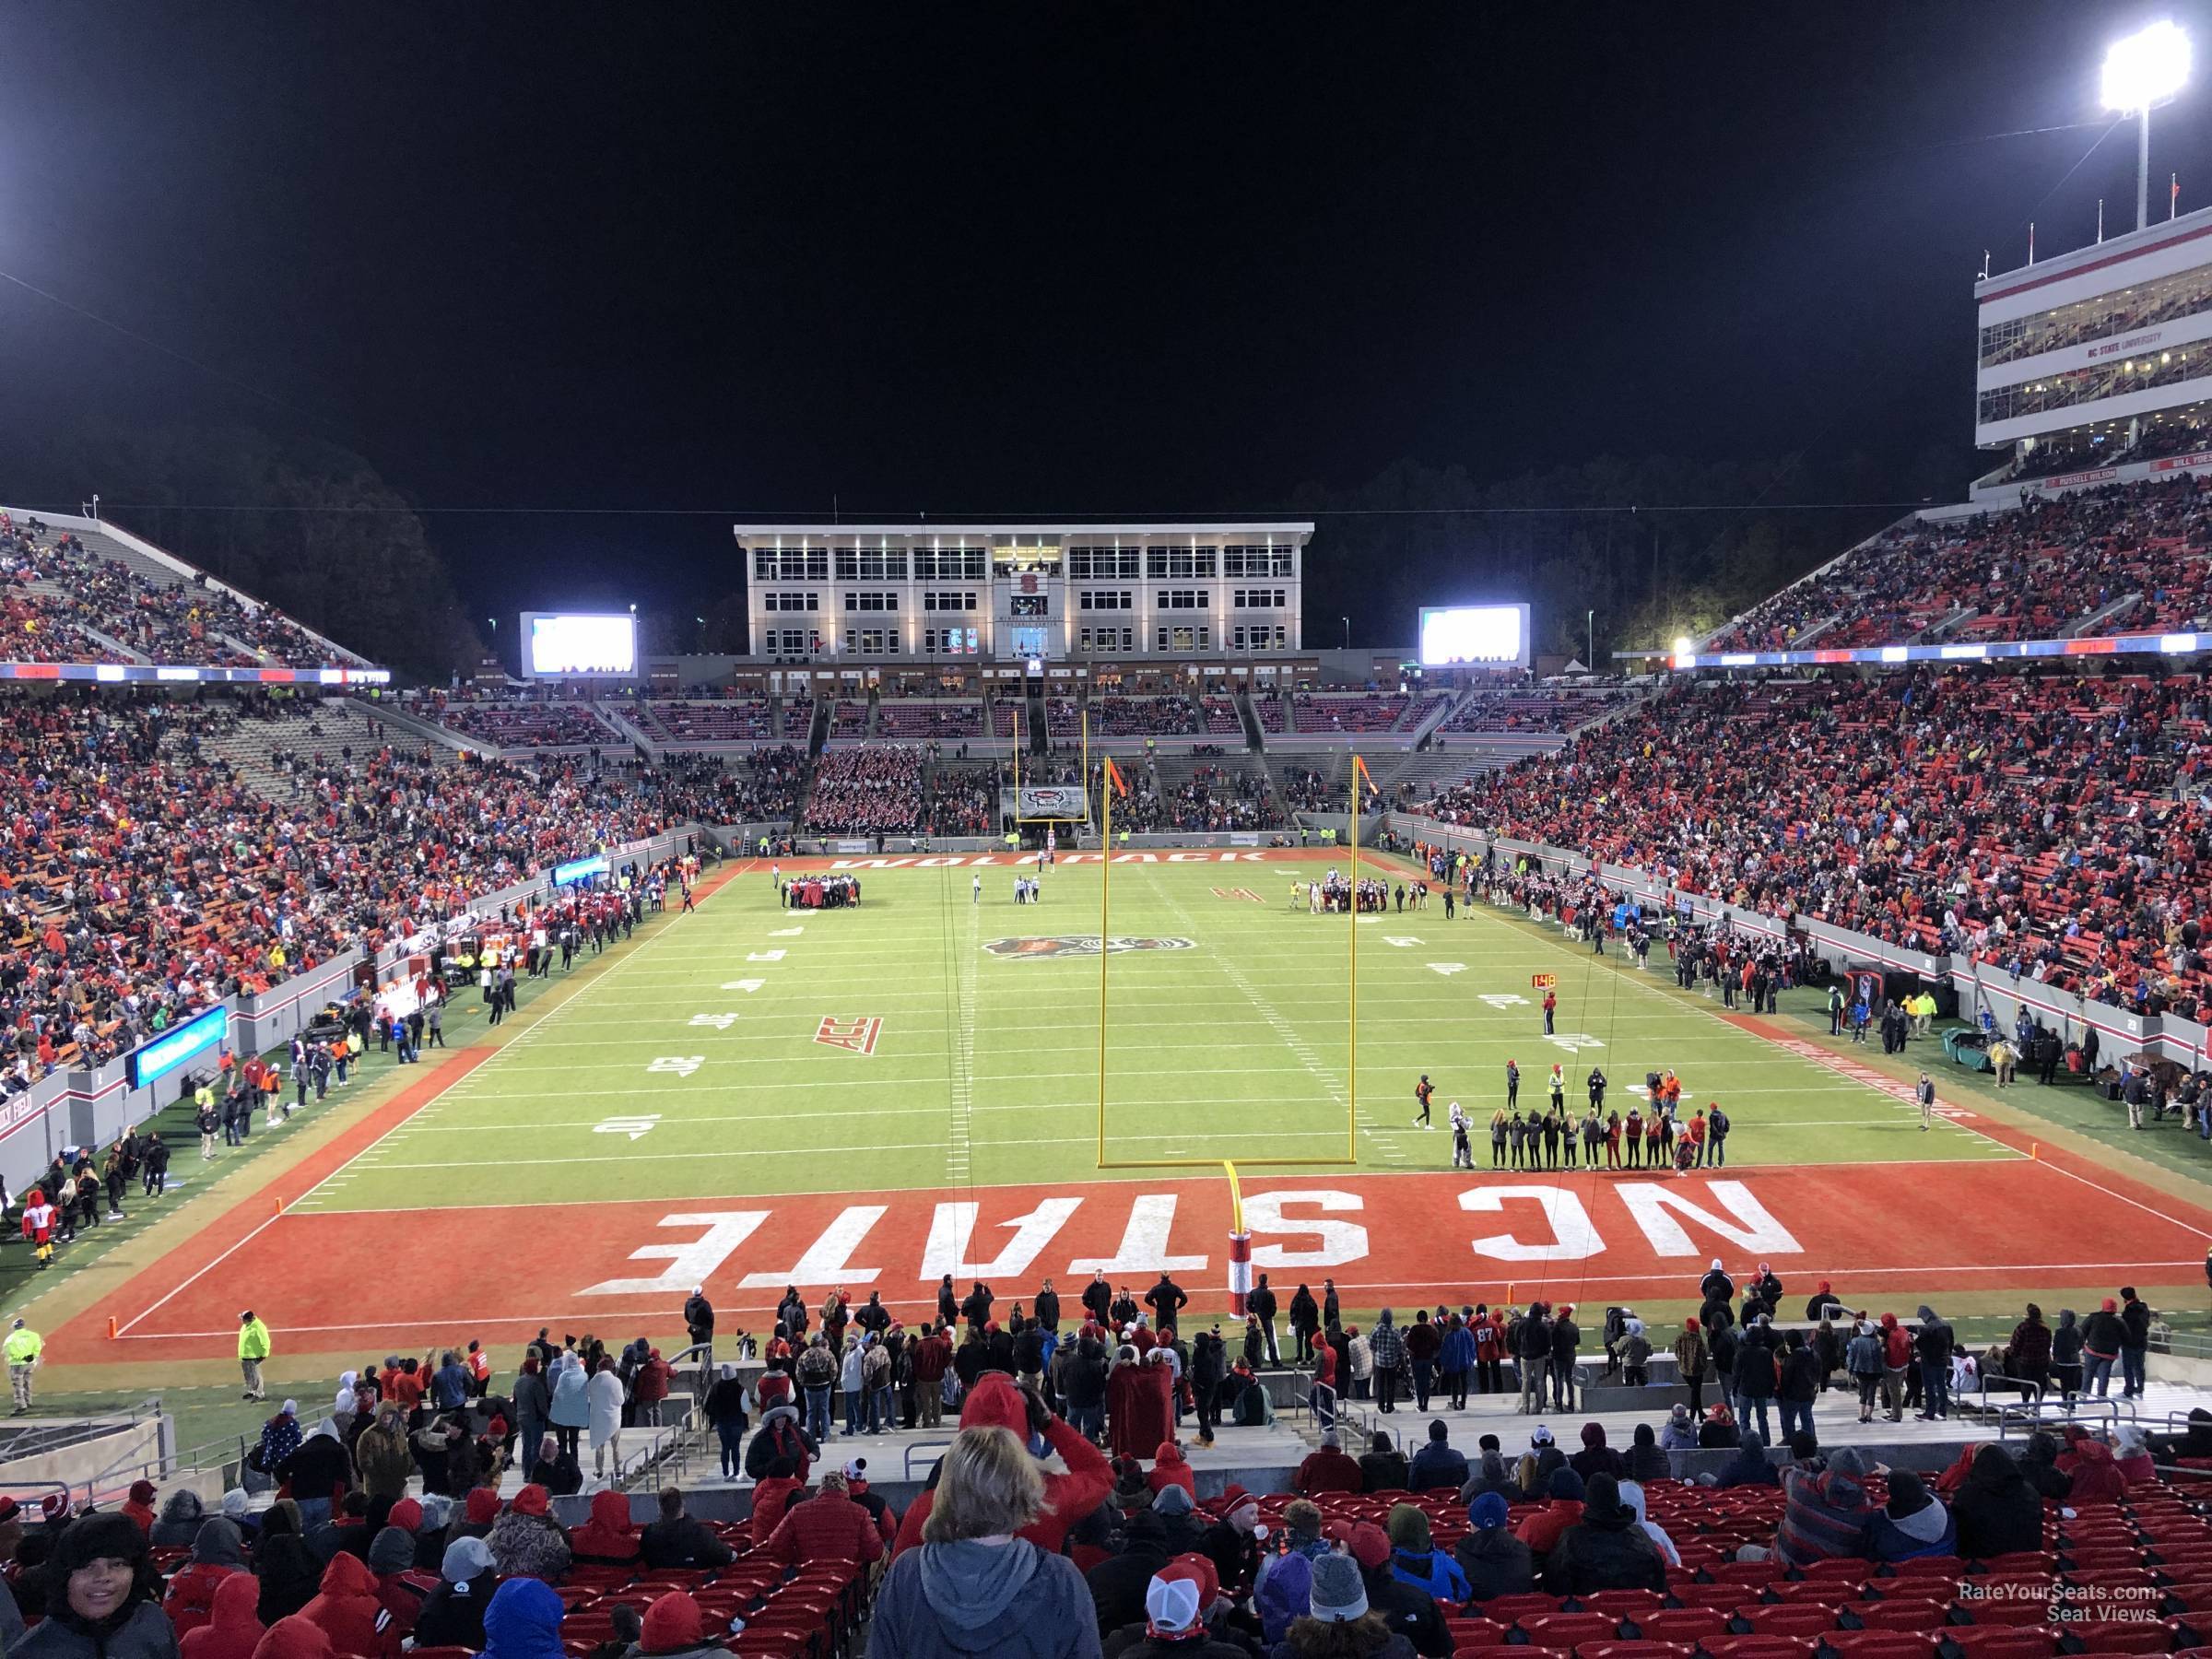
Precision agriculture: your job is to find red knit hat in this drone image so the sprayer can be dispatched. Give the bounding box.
[465,1488,500,1525]
[511,1485,550,1517]
[958,1374,1030,1438]
[641,1593,704,1654]
[387,1499,423,1534]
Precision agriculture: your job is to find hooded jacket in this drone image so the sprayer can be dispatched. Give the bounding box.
[480,1578,566,1659]
[872,1537,1102,1659]
[1147,1443,1196,1498]
[411,1539,500,1653]
[166,1520,250,1638]
[1777,1451,1876,1567]
[152,1491,211,1550]
[1954,1445,2050,1556]
[1540,1476,1667,1594]
[254,1508,325,1628]
[180,1571,265,1659]
[1568,1425,1624,1483]
[487,1500,571,1584]
[297,1552,393,1659]
[1713,1432,1777,1488]
[1868,1475,1957,1563]
[568,1492,641,1565]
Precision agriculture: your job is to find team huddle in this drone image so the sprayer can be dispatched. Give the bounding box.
[1415,1066,1734,1174]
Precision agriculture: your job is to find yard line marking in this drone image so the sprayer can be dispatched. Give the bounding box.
[947,890,978,1186]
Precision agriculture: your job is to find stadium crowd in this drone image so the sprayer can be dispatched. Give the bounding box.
[7,1265,2187,1659]
[1415,665,2212,1015]
[802,747,923,836]
[0,691,729,1099]
[1707,475,2212,654]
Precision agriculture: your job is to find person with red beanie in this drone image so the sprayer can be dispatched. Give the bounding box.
[121,1481,158,1535]
[182,1572,266,1659]
[889,1374,1112,1559]
[296,1552,394,1659]
[1147,1440,1196,1499]
[634,1592,724,1659]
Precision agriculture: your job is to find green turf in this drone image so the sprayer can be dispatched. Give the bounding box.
[288,860,2014,1216]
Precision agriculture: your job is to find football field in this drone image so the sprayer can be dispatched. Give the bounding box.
[49,850,2212,1367]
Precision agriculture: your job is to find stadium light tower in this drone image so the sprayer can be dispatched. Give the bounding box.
[2103,20,2191,230]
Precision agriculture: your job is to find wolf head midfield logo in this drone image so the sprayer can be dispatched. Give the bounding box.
[984,935,1196,959]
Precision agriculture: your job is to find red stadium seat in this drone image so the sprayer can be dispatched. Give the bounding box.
[1521,1613,1625,1649]
[1740,1606,1841,1639]
[1486,1595,1569,1624]
[1843,1603,1949,1632]
[1700,1637,1818,1659]
[1637,1610,1728,1644]
[1577,1643,1690,1659]
[1937,1629,2062,1659]
[1820,1635,1939,1659]
[2068,1619,2179,1653]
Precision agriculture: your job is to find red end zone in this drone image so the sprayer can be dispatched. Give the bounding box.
[52,1154,2212,1363]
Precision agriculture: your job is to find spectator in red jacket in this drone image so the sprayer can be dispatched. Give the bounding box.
[632,1349,672,1428]
[760,1473,884,1569]
[910,1324,953,1430]
[1148,1440,1196,1499]
[748,1467,805,1547]
[567,1492,640,1566]
[889,1374,1112,1559]
[120,1481,159,1536]
[296,1551,394,1659]
[181,1571,265,1659]
[165,1518,249,1638]
[1294,1430,1364,1495]
[248,1617,335,1659]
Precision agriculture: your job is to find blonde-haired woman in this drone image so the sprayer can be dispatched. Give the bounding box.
[872,1426,1100,1659]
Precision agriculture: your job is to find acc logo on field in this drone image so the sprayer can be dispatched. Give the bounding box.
[984,935,1196,959]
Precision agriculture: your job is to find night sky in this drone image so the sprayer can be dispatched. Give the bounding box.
[2,3,2208,634]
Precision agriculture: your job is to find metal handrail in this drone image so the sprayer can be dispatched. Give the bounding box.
[902,1441,951,1481]
[1995,1396,2131,1439]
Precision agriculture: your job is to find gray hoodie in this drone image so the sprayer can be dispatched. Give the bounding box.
[871,1538,1101,1659]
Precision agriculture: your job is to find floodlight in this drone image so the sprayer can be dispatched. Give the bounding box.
[2104,23,2190,231]
[2103,21,2190,112]
[1673,635,1694,656]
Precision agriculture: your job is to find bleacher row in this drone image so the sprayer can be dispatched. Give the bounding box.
[1390,1473,2212,1659]
[1706,476,2212,656]
[0,512,354,669]
[1415,666,2212,1018]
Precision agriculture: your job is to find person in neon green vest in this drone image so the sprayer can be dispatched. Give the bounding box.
[5,1318,41,1414]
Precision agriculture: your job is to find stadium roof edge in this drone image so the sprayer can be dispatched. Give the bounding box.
[729,521,1314,536]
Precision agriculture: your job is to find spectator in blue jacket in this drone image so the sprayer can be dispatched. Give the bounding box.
[1408,1420,1470,1493]
[1385,1504,1470,1602]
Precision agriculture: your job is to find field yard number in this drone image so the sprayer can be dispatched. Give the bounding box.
[1382,936,1421,947]
[689,1013,739,1030]
[1479,993,1529,1008]
[1546,1032,1606,1053]
[723,979,766,993]
[1428,962,1466,977]
[747,949,787,962]
[594,1114,661,1141]
[769,926,803,936]
[648,1055,705,1077]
